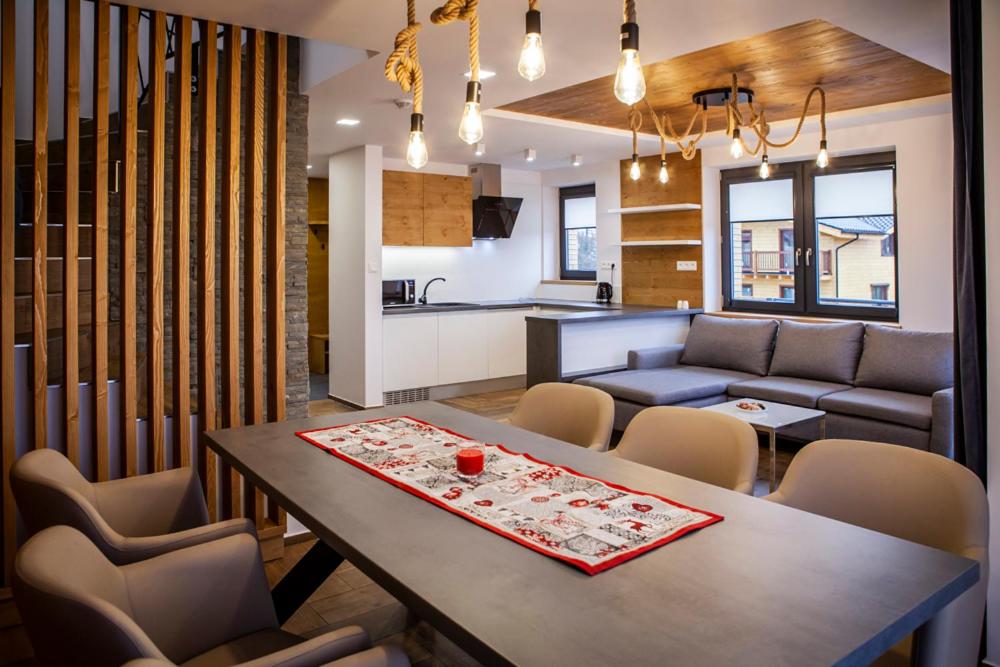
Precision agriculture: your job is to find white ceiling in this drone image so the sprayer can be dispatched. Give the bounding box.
[138,0,950,172]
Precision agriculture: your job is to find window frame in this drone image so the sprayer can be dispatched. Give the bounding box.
[559,184,598,281]
[721,151,898,322]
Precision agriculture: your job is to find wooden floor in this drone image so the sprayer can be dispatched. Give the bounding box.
[292,389,798,665]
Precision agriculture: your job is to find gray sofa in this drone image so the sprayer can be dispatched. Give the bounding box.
[575,315,955,457]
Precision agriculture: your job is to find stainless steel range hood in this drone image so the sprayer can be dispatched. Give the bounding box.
[470,163,522,239]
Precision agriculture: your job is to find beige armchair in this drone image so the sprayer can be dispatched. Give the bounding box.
[509,382,615,451]
[13,526,410,667]
[611,406,759,494]
[11,448,254,565]
[765,439,988,667]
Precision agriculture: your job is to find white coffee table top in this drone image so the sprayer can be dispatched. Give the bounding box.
[703,399,825,431]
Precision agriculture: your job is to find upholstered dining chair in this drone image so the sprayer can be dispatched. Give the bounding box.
[13,526,410,667]
[509,382,615,451]
[11,448,253,565]
[610,406,759,494]
[765,439,988,667]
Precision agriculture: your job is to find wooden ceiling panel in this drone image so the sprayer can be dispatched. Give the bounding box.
[500,20,951,133]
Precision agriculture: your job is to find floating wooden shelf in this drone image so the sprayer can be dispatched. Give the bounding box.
[608,203,701,214]
[618,240,702,247]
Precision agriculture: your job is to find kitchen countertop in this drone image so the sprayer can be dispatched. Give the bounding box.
[383,298,702,323]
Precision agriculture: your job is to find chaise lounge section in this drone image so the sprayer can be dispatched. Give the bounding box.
[575,315,955,457]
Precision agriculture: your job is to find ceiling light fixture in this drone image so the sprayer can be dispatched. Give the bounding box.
[658,159,668,184]
[524,148,537,162]
[571,154,582,167]
[464,69,495,80]
[307,164,313,170]
[614,0,645,105]
[517,0,545,81]
[626,73,828,181]
[435,0,484,145]
[628,104,641,181]
[336,118,361,126]
[385,0,428,168]
[474,142,486,156]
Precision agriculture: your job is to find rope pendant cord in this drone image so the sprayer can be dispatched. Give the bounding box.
[623,0,636,24]
[628,105,642,155]
[431,0,480,82]
[385,0,424,113]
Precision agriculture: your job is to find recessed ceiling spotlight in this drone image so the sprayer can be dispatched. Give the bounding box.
[307,164,313,170]
[464,69,496,80]
[524,148,537,162]
[474,143,486,157]
[336,118,361,126]
[571,154,583,167]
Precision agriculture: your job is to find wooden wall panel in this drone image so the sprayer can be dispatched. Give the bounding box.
[197,19,218,519]
[422,174,472,247]
[266,32,287,525]
[220,24,242,517]
[306,179,328,338]
[119,5,139,476]
[62,0,80,464]
[382,170,424,246]
[32,0,48,450]
[1,0,16,583]
[146,11,166,472]
[91,0,109,479]
[172,16,192,469]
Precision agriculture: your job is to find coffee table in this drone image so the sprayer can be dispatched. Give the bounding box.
[702,399,826,493]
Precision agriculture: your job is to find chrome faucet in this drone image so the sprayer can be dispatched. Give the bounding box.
[419,277,446,305]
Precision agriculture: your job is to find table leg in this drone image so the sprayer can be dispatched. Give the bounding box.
[769,429,777,493]
[271,539,345,626]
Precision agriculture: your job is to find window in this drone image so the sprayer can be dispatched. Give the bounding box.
[559,185,597,280]
[721,151,897,321]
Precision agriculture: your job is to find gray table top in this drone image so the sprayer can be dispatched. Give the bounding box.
[206,402,978,667]
[704,399,826,430]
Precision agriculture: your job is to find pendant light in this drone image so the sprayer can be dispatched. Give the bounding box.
[433,0,484,144]
[629,155,641,181]
[614,0,645,105]
[518,0,545,81]
[758,152,770,179]
[657,133,668,184]
[628,105,642,180]
[816,139,829,168]
[730,127,744,159]
[385,0,428,168]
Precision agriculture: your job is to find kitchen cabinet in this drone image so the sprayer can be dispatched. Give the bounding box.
[382,171,472,247]
[487,309,529,378]
[383,313,438,391]
[437,312,489,384]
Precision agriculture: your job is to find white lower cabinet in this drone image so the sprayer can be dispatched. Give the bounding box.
[487,309,529,378]
[383,313,438,391]
[437,312,490,385]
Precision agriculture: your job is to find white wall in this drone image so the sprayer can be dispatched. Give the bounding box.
[381,161,544,303]
[983,1,1000,661]
[329,145,383,407]
[700,108,954,331]
[537,161,622,302]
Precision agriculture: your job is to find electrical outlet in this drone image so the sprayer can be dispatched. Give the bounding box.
[599,260,614,270]
[677,260,698,272]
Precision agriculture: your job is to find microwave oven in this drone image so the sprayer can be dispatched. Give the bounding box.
[382,279,415,306]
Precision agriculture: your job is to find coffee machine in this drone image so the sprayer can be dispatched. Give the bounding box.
[596,263,615,303]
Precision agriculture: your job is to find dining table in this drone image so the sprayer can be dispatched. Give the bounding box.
[206,401,980,667]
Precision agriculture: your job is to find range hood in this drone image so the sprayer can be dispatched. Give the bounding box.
[470,163,522,239]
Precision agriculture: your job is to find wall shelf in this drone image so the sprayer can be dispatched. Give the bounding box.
[608,203,701,214]
[618,240,702,247]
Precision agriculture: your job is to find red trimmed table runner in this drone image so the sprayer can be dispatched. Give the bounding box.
[297,417,723,574]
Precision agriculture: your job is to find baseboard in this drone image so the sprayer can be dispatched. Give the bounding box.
[428,375,526,400]
[326,394,377,410]
[285,531,315,547]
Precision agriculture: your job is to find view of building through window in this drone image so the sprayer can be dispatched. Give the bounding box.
[561,190,598,278]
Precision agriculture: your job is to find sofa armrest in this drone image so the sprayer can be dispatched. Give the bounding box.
[930,387,955,458]
[239,626,378,667]
[627,344,685,370]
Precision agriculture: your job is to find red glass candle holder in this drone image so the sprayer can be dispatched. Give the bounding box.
[456,442,485,480]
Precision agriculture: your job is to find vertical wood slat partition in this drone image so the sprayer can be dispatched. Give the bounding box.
[63,0,80,465]
[0,4,292,584]
[32,0,48,451]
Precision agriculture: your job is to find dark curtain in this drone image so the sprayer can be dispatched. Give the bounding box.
[951,0,987,481]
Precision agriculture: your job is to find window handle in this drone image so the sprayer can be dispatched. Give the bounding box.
[795,248,802,267]
[805,248,813,266]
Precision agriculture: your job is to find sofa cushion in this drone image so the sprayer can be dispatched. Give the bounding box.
[854,326,953,396]
[679,315,778,376]
[767,320,865,384]
[818,387,933,430]
[727,376,852,409]
[575,366,755,406]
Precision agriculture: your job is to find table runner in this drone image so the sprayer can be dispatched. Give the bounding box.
[297,416,723,574]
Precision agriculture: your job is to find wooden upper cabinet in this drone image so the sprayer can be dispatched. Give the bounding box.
[382,170,472,247]
[422,174,472,247]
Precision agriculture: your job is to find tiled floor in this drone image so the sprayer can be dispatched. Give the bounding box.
[288,389,800,665]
